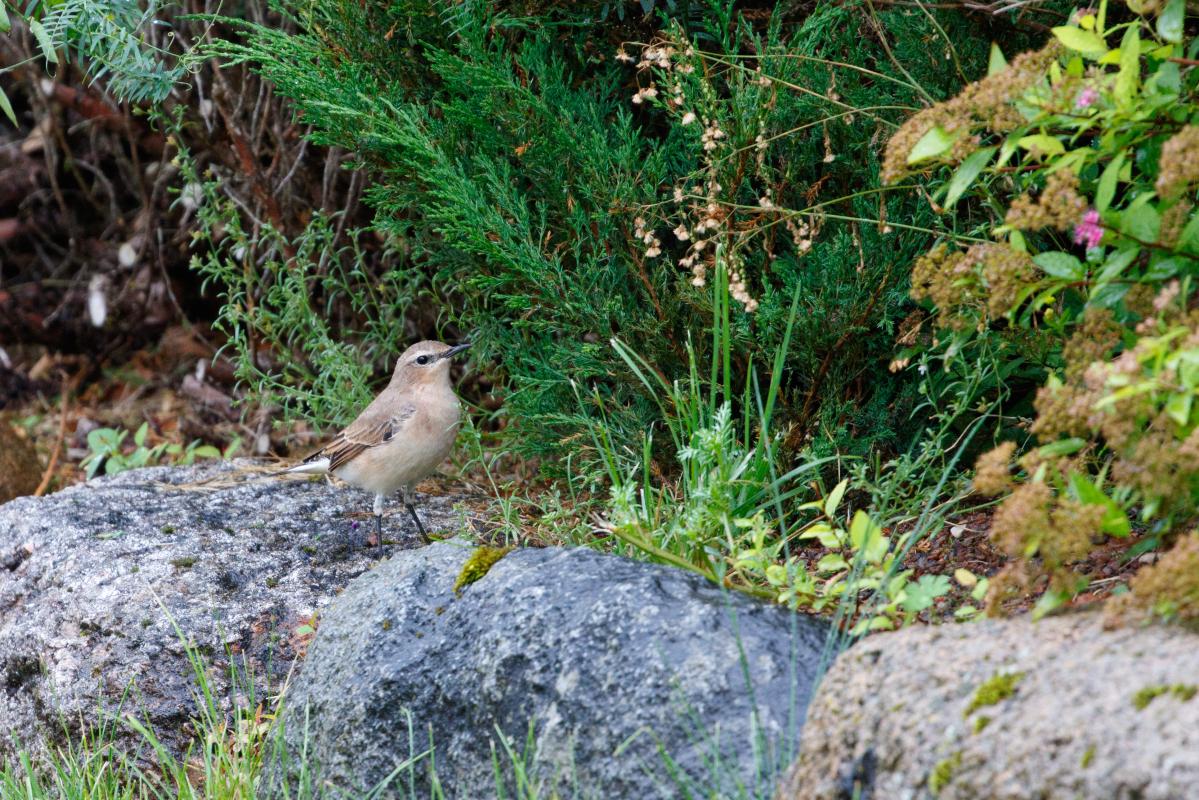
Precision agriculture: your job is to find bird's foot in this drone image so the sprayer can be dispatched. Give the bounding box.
[405,502,430,545]
[372,513,384,551]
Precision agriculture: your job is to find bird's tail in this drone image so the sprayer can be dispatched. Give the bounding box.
[277,457,331,476]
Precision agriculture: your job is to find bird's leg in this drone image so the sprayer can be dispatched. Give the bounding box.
[402,485,429,544]
[372,492,385,549]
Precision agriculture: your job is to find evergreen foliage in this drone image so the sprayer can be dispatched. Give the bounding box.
[200,0,1044,472]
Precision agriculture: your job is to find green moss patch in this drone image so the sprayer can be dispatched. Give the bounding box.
[453,546,513,595]
[1132,683,1197,710]
[964,671,1024,717]
[928,751,962,796]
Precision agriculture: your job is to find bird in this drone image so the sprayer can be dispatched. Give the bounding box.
[283,340,471,545]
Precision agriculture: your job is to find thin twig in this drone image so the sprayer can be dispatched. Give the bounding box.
[34,378,74,496]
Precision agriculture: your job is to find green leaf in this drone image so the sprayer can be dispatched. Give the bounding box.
[1177,212,1199,255]
[1115,27,1140,107]
[1037,437,1087,457]
[1032,589,1069,620]
[1144,256,1180,280]
[848,510,888,564]
[972,578,990,602]
[799,522,843,549]
[1120,204,1160,243]
[901,574,952,613]
[988,43,1008,76]
[1165,392,1193,426]
[1033,251,1084,280]
[1096,247,1137,283]
[816,553,849,574]
[907,126,957,165]
[1157,0,1184,44]
[0,6,9,35]
[134,422,148,447]
[1088,281,1128,309]
[1069,472,1131,537]
[0,86,16,127]
[1179,352,1199,388]
[29,19,58,65]
[944,147,995,209]
[1017,135,1066,156]
[1052,26,1108,56]
[824,478,849,518]
[1095,152,1124,213]
[954,604,980,619]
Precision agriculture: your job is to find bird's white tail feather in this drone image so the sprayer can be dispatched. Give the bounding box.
[283,458,331,475]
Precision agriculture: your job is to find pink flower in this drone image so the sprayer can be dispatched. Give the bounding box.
[1075,87,1099,110]
[1073,209,1104,250]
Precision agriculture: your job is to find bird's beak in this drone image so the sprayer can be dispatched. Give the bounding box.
[440,342,472,360]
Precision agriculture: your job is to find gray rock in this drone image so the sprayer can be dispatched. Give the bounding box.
[781,612,1199,800]
[272,541,829,800]
[0,461,467,764]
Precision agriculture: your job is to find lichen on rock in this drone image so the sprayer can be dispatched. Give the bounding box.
[453,545,512,594]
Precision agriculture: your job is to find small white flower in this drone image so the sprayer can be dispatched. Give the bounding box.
[681,111,696,125]
[673,225,690,241]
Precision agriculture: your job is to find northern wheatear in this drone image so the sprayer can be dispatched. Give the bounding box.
[284,340,470,544]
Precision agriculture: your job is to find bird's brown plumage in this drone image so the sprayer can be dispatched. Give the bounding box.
[303,399,416,474]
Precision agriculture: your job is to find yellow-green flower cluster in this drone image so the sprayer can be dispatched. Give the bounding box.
[911,242,1035,328]
[1004,170,1087,232]
[1107,533,1199,628]
[881,42,1061,183]
[1156,126,1199,199]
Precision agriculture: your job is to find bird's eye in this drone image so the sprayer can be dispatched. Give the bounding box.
[415,355,430,366]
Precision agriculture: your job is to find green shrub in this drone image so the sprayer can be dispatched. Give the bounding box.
[884,0,1199,616]
[195,0,1036,475]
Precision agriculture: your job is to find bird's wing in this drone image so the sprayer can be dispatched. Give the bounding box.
[304,400,417,474]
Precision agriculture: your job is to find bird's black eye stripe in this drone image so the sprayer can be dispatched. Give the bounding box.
[415,355,430,365]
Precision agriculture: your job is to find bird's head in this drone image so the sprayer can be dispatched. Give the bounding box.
[390,340,471,390]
